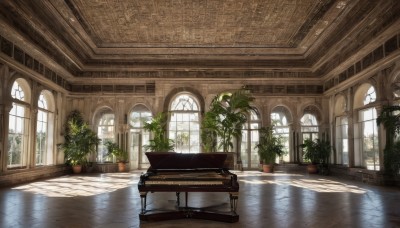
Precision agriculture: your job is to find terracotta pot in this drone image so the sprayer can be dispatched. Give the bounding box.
[307,164,318,174]
[118,162,126,172]
[262,164,274,173]
[72,165,82,174]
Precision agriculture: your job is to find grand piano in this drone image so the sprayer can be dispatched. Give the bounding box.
[138,152,239,223]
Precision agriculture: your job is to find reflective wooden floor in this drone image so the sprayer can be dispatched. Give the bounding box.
[0,170,399,228]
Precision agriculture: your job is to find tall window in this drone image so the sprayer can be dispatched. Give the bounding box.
[334,96,348,165]
[359,108,378,170]
[169,94,200,153]
[335,116,348,165]
[130,105,152,167]
[359,86,379,170]
[271,108,290,162]
[300,113,319,141]
[8,79,30,168]
[241,109,261,169]
[36,91,54,166]
[97,111,115,163]
[300,112,319,163]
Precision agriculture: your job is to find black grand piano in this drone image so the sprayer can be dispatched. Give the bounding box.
[138,152,239,223]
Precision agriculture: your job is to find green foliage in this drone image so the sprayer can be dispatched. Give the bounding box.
[7,130,22,165]
[255,126,284,164]
[62,110,100,166]
[314,139,332,164]
[202,88,254,152]
[377,105,400,175]
[301,139,317,164]
[384,141,400,175]
[104,141,128,162]
[377,106,400,139]
[201,111,219,152]
[143,112,174,152]
[301,138,332,164]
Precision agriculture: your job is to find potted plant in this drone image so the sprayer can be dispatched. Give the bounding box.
[255,126,284,173]
[200,111,219,153]
[301,138,318,173]
[201,88,254,169]
[105,141,129,172]
[62,110,100,174]
[143,112,174,152]
[377,105,400,177]
[301,138,331,174]
[315,138,332,175]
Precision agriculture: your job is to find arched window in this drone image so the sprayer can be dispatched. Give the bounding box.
[300,111,319,163]
[36,90,55,166]
[363,86,376,105]
[8,79,31,168]
[271,106,291,163]
[334,95,348,166]
[168,94,200,153]
[96,109,115,163]
[241,109,261,169]
[300,113,319,142]
[129,104,152,168]
[355,84,379,170]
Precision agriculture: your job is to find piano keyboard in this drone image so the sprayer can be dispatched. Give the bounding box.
[146,180,224,185]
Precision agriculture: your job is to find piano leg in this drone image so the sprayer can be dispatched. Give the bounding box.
[140,192,147,214]
[229,192,239,214]
[176,192,180,207]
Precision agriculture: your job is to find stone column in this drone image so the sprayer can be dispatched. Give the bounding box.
[29,108,38,168]
[0,64,11,172]
[347,88,355,168]
[0,104,12,172]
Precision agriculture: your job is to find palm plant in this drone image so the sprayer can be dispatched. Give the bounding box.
[143,112,174,152]
[201,111,219,152]
[377,105,400,175]
[301,138,318,164]
[202,88,254,153]
[104,141,128,162]
[301,138,331,164]
[255,126,284,164]
[62,110,100,167]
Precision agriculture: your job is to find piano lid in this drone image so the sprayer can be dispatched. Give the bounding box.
[146,152,228,170]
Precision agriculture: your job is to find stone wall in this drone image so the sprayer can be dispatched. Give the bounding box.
[330,166,400,186]
[0,165,70,187]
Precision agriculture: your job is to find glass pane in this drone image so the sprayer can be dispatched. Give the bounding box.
[241,130,248,168]
[300,114,318,126]
[250,123,259,129]
[342,139,348,165]
[250,129,260,168]
[8,103,29,167]
[361,117,379,170]
[97,113,115,162]
[171,94,199,111]
[129,108,152,128]
[363,86,376,105]
[38,93,48,109]
[11,81,25,101]
[169,95,200,153]
[36,110,48,165]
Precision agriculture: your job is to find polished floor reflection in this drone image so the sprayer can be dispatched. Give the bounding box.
[0,171,399,228]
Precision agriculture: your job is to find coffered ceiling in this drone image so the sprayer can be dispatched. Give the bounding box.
[0,0,399,80]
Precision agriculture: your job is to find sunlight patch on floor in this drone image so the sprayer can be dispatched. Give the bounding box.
[234,170,303,177]
[12,172,141,197]
[240,176,367,194]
